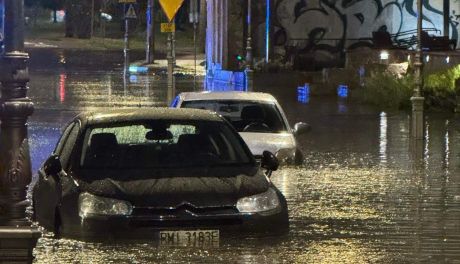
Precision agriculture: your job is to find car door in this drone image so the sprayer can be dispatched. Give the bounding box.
[33,121,80,230]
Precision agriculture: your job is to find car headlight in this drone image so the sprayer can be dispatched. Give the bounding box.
[236,188,280,213]
[78,192,133,217]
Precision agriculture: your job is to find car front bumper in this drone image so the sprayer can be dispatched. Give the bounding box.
[62,210,289,240]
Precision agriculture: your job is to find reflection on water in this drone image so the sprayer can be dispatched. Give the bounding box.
[29,104,460,263]
[24,49,460,263]
[379,112,387,164]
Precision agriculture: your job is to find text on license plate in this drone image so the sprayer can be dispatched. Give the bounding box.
[159,230,219,247]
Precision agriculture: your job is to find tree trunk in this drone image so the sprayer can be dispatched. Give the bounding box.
[53,9,57,23]
[74,0,92,39]
[64,1,74,37]
[198,0,207,52]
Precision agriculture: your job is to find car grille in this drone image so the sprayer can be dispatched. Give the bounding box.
[132,204,238,216]
[131,218,243,228]
[130,204,243,227]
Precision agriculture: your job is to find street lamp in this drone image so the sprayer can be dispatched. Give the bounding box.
[411,0,425,140]
[0,0,41,262]
[245,0,253,91]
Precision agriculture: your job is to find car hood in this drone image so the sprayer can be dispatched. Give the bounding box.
[239,132,296,156]
[77,167,269,208]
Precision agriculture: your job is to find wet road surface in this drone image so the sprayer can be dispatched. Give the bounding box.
[24,49,460,263]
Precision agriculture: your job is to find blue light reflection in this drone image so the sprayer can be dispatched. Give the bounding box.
[338,84,349,98]
[297,84,310,104]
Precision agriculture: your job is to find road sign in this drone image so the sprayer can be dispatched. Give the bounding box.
[158,0,185,22]
[161,23,176,33]
[125,4,137,19]
[119,0,136,3]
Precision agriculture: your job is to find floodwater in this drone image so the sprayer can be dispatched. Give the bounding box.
[23,48,460,263]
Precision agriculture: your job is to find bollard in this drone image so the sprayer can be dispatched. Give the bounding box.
[410,96,425,140]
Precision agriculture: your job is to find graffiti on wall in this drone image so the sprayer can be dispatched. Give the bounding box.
[269,0,459,69]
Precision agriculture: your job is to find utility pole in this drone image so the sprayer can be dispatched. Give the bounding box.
[198,0,206,52]
[124,4,130,75]
[246,0,254,91]
[0,0,41,262]
[167,32,175,104]
[146,0,155,64]
[411,0,425,140]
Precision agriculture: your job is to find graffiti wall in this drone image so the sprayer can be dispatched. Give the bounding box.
[265,0,460,69]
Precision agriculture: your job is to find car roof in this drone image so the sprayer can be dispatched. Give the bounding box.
[76,108,223,125]
[179,91,278,103]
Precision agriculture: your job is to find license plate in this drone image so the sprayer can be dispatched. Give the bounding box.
[159,230,219,247]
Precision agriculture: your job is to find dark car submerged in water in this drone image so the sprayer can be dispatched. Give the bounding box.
[33,108,288,243]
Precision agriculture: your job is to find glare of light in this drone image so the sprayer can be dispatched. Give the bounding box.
[425,55,430,62]
[59,73,66,103]
[445,121,450,169]
[129,75,138,83]
[446,56,450,64]
[379,112,387,164]
[101,13,113,21]
[380,50,389,60]
[129,66,148,73]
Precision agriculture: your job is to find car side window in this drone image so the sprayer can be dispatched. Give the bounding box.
[55,122,75,155]
[59,121,81,168]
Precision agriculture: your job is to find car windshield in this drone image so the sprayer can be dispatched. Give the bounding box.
[79,120,252,169]
[181,100,287,133]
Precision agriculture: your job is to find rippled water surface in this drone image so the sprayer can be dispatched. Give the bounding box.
[24,49,460,263]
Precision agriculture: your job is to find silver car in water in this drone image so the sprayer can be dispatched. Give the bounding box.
[171,92,309,164]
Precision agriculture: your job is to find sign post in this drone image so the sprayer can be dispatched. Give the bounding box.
[158,0,185,104]
[120,0,137,76]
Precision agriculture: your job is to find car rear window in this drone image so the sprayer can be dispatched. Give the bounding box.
[181,100,287,133]
[79,120,253,169]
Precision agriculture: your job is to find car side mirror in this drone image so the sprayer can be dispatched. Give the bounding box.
[293,122,311,136]
[43,154,62,176]
[261,151,279,173]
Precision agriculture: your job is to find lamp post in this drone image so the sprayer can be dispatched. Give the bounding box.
[411,0,425,140]
[0,0,41,263]
[245,0,253,91]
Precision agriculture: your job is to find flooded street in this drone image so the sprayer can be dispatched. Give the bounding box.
[26,48,460,263]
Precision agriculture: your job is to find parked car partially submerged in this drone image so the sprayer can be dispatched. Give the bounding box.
[171,92,310,164]
[33,108,288,242]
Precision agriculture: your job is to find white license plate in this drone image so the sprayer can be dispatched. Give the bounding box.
[159,230,219,247]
